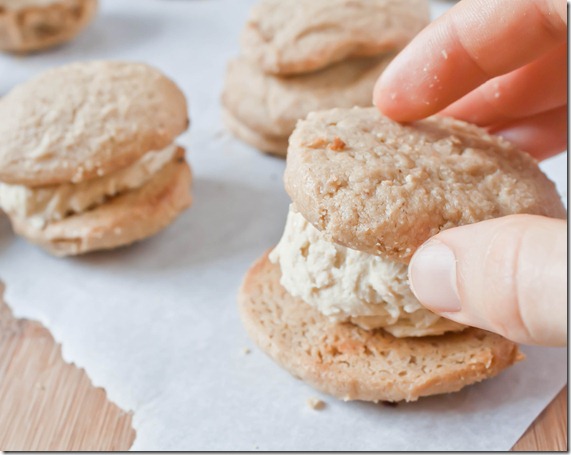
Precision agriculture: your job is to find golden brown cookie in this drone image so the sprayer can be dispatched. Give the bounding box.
[10,150,192,256]
[0,61,189,187]
[241,0,429,75]
[239,252,523,402]
[222,107,289,157]
[222,55,392,144]
[0,0,98,53]
[285,107,567,263]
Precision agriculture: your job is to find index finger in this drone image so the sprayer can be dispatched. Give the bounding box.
[374,0,567,122]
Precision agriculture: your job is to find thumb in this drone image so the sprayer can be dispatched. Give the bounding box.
[408,215,567,346]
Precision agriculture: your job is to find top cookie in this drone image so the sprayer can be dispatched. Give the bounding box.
[285,107,567,263]
[0,61,188,186]
[241,0,430,76]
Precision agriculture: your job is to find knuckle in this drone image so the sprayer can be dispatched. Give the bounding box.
[481,216,537,342]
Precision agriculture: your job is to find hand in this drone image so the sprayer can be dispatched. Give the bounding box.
[408,215,567,346]
[374,0,568,346]
[374,0,567,160]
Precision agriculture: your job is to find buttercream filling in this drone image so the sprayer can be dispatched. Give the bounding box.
[270,205,465,338]
[0,144,178,227]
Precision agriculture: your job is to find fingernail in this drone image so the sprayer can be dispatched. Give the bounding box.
[408,240,461,312]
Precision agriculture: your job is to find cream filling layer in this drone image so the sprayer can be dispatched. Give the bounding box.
[270,206,464,338]
[0,144,178,227]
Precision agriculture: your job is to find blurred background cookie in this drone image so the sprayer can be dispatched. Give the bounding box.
[222,0,430,156]
[241,0,430,75]
[239,106,565,402]
[222,55,393,156]
[0,0,98,53]
[0,61,192,256]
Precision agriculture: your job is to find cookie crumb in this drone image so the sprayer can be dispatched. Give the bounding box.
[328,137,346,151]
[306,137,328,149]
[307,397,326,410]
[441,49,448,60]
[242,347,251,355]
[72,167,85,183]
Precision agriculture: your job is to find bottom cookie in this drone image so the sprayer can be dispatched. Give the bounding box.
[10,150,192,256]
[239,251,524,402]
[222,108,288,157]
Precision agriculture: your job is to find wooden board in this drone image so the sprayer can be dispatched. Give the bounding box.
[0,291,135,451]
[0,292,566,451]
[513,387,568,451]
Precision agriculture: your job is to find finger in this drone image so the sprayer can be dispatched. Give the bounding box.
[441,42,567,126]
[409,215,567,346]
[374,0,567,121]
[490,106,568,160]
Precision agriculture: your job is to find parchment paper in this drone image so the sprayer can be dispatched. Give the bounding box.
[0,0,567,450]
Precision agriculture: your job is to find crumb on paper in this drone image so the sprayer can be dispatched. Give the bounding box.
[307,397,326,410]
[213,129,226,140]
[328,137,346,152]
[242,347,251,355]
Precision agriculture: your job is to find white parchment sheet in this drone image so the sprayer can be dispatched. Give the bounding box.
[0,0,567,450]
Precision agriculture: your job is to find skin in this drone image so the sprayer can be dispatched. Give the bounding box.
[374,0,567,346]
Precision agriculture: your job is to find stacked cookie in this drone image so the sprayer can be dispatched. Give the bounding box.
[0,0,98,53]
[239,107,566,402]
[0,61,192,256]
[222,0,430,156]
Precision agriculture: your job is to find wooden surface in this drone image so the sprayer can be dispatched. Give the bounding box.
[513,386,568,451]
[0,293,135,451]
[0,294,566,451]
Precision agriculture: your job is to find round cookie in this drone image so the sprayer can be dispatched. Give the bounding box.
[241,0,430,75]
[222,107,289,157]
[0,61,189,187]
[285,107,567,263]
[10,148,192,256]
[222,55,392,141]
[0,0,98,53]
[239,252,523,402]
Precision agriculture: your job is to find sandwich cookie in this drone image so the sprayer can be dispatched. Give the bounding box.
[0,61,192,256]
[222,55,393,156]
[241,0,430,76]
[223,0,429,156]
[0,0,98,53]
[239,107,566,402]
